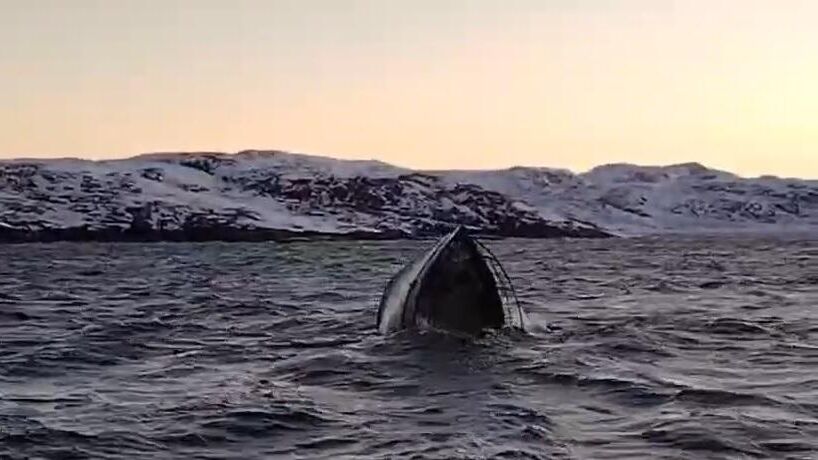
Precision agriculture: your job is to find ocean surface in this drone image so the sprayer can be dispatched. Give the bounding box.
[1,236,817,459]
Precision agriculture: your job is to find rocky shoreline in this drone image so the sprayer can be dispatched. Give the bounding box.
[0,151,612,243]
[2,150,815,243]
[0,222,610,244]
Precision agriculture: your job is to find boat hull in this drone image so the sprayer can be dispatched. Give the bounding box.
[377,227,512,335]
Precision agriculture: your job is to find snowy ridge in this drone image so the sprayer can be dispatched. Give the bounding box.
[440,162,818,235]
[0,150,605,242]
[1,150,816,242]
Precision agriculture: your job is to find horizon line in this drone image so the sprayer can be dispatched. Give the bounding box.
[1,148,815,181]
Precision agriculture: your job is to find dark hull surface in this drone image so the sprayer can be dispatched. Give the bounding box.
[377,226,518,335]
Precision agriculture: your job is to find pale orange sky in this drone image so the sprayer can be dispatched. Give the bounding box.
[2,0,817,177]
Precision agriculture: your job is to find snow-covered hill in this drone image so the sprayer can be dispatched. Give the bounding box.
[1,150,816,242]
[0,150,605,242]
[441,162,818,235]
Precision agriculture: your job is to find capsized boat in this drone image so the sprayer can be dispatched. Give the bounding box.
[377,226,525,335]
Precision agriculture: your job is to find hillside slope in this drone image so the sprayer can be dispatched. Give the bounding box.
[0,151,605,242]
[2,150,816,242]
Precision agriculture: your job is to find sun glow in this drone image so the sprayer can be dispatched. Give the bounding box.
[1,0,816,178]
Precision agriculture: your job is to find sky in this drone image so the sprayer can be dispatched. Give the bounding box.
[1,0,817,178]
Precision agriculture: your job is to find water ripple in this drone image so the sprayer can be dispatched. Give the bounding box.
[1,236,817,458]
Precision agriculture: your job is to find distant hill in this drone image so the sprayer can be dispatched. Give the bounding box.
[1,150,816,242]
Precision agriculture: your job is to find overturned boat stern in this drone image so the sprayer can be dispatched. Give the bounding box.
[377,226,525,335]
